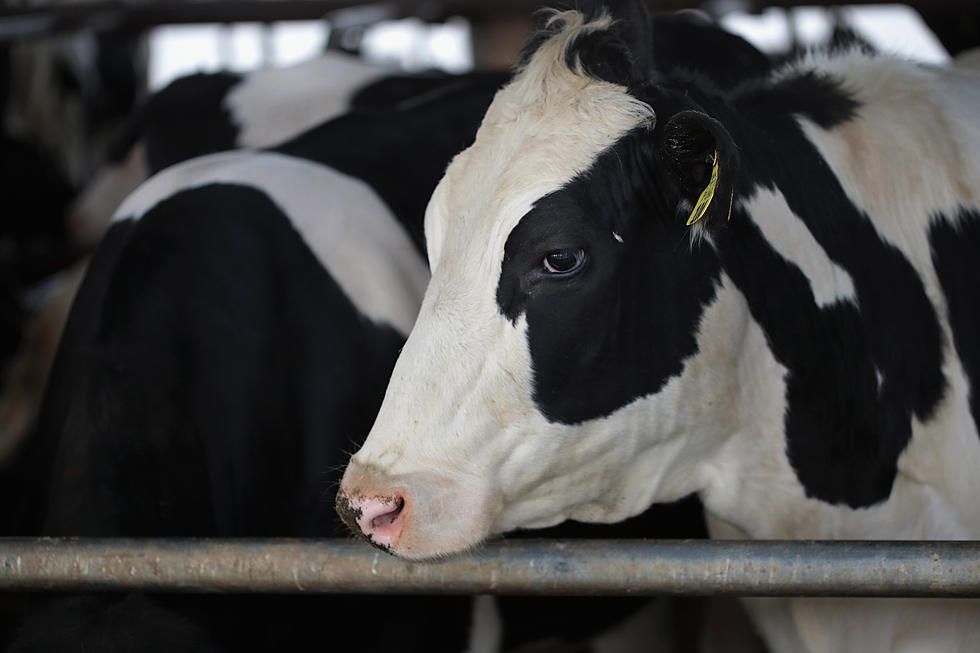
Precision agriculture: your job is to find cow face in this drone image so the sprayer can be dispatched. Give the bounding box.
[337,7,740,559]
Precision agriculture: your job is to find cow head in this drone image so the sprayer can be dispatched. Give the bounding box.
[337,1,744,559]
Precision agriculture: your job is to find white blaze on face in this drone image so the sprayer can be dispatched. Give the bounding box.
[338,11,660,559]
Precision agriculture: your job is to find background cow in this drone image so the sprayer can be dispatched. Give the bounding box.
[0,56,485,466]
[1,73,501,652]
[67,52,466,248]
[337,1,980,651]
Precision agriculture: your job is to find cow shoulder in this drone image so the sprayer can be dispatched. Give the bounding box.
[717,52,980,508]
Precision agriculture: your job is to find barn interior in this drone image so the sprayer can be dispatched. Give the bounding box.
[0,1,978,651]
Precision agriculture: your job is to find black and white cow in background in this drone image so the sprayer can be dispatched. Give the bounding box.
[3,72,504,652]
[0,52,469,466]
[67,51,466,247]
[336,1,980,651]
[0,53,480,465]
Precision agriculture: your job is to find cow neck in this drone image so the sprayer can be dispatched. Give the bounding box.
[696,68,947,510]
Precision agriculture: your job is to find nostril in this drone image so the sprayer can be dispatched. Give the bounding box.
[347,494,408,550]
[371,496,405,530]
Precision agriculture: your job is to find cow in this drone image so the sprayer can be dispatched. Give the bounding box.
[66,52,460,248]
[335,2,980,651]
[0,55,465,466]
[3,72,506,652]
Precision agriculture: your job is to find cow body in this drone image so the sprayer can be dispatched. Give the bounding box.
[337,3,980,651]
[5,75,506,651]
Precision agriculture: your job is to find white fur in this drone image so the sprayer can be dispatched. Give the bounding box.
[743,188,857,307]
[352,12,659,555]
[69,53,391,249]
[343,13,980,652]
[225,52,391,148]
[113,150,428,336]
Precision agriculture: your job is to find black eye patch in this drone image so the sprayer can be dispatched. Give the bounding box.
[494,142,721,425]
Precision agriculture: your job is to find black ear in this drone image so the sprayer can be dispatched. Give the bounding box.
[603,0,656,81]
[662,110,739,228]
[565,0,655,85]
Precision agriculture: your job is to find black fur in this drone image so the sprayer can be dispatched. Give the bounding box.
[275,72,509,255]
[126,66,504,184]
[9,185,472,651]
[929,208,980,440]
[521,5,772,92]
[713,71,945,507]
[40,185,404,536]
[497,130,720,425]
[138,72,242,173]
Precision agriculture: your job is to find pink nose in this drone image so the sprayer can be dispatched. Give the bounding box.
[336,491,407,551]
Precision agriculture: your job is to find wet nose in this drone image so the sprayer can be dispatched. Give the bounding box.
[336,490,407,551]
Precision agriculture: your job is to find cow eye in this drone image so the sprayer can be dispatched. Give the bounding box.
[542,248,586,275]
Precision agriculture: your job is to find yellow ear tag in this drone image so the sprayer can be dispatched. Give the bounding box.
[686,150,720,227]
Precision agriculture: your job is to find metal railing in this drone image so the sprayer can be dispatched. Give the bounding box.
[0,1,974,40]
[1,538,978,597]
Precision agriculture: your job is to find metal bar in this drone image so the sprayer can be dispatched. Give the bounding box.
[0,1,540,30]
[1,538,979,597]
[0,1,975,35]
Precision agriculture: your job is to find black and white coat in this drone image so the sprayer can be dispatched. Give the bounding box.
[7,74,504,652]
[67,51,434,246]
[337,3,980,652]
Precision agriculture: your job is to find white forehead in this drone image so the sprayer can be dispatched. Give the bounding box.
[424,10,655,275]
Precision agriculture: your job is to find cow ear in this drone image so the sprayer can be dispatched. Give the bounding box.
[603,0,656,81]
[662,110,739,229]
[567,1,655,84]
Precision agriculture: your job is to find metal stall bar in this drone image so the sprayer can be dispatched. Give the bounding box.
[0,1,976,39]
[1,538,979,597]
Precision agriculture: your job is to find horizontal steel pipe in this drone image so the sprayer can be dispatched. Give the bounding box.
[0,0,973,40]
[0,538,979,597]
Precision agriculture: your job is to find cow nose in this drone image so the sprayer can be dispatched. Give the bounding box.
[336,491,407,551]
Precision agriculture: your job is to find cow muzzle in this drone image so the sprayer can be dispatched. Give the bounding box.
[335,489,407,553]
[336,459,494,560]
